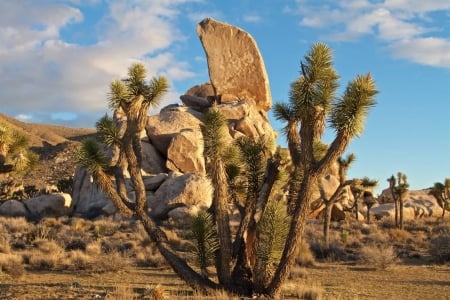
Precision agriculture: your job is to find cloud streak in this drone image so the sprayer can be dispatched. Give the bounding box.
[292,0,450,68]
[0,0,198,127]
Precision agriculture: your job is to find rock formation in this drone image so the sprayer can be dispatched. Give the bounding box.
[197,18,272,112]
[63,17,277,221]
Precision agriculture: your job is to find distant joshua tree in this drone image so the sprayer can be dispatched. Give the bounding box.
[388,172,409,229]
[429,179,450,218]
[0,123,38,176]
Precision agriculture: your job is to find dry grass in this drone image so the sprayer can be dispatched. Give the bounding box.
[0,253,24,279]
[0,216,450,299]
[360,244,398,270]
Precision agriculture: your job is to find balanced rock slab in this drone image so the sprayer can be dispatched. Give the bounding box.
[197,18,272,111]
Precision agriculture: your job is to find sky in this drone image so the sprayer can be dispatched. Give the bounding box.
[0,0,449,193]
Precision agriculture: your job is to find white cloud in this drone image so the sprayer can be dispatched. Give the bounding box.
[0,0,199,127]
[292,0,450,68]
[15,114,32,122]
[390,37,450,67]
[243,14,261,23]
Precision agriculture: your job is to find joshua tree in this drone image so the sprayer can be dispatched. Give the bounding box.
[318,153,355,248]
[0,123,38,176]
[77,40,376,298]
[388,172,409,229]
[267,43,377,296]
[349,177,378,221]
[363,191,377,224]
[429,179,450,218]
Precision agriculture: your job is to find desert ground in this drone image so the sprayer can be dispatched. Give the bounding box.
[1,215,449,300]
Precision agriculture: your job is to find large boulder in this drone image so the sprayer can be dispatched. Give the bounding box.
[141,139,168,174]
[197,18,272,111]
[166,130,205,174]
[370,203,416,221]
[148,172,213,219]
[146,105,206,174]
[217,99,277,144]
[72,167,116,218]
[378,188,442,218]
[24,193,72,219]
[0,200,29,217]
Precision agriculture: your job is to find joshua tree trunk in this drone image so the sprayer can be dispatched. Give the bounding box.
[323,201,333,248]
[267,171,318,297]
[399,196,404,229]
[394,198,399,228]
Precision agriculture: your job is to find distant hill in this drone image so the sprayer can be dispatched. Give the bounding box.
[0,112,97,189]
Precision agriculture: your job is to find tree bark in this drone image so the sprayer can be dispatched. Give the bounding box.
[323,202,332,248]
[266,172,317,297]
[399,197,404,230]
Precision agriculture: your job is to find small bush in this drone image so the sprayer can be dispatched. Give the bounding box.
[135,248,166,268]
[61,250,91,271]
[429,230,450,263]
[91,251,129,273]
[360,244,397,270]
[295,240,315,267]
[27,251,60,270]
[143,284,168,300]
[0,253,25,279]
[283,281,323,300]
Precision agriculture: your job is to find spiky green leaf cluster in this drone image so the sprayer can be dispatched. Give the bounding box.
[75,138,109,175]
[201,109,228,161]
[256,201,291,267]
[96,114,120,147]
[107,63,169,111]
[290,43,339,116]
[189,211,219,274]
[236,136,265,194]
[330,73,378,137]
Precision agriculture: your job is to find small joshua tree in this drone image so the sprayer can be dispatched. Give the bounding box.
[429,179,450,218]
[388,172,409,229]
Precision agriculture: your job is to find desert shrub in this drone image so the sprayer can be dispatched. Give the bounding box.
[60,250,92,271]
[283,281,323,300]
[65,239,87,251]
[110,284,137,300]
[71,218,92,232]
[91,251,129,273]
[93,218,120,237]
[135,247,167,268]
[0,253,24,279]
[360,244,397,270]
[363,230,389,245]
[289,266,309,280]
[29,223,54,241]
[86,241,102,256]
[429,229,450,263]
[309,239,347,261]
[295,239,315,267]
[3,217,29,234]
[143,284,168,300]
[33,238,64,255]
[27,250,61,270]
[388,228,411,245]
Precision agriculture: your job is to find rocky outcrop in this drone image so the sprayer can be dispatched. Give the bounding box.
[146,105,206,174]
[69,17,278,221]
[375,188,441,219]
[0,200,29,217]
[24,193,72,219]
[148,173,213,220]
[71,167,114,219]
[0,193,71,219]
[197,18,272,112]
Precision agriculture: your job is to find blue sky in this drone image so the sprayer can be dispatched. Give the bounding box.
[0,0,449,193]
